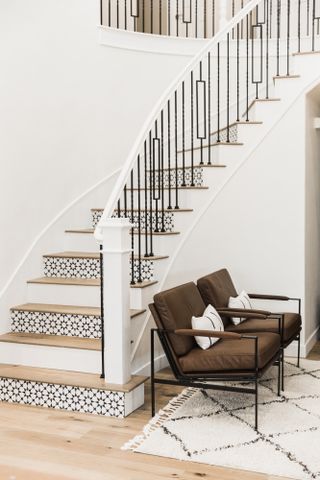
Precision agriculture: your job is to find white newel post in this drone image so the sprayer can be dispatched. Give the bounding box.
[99,217,132,385]
[218,1,228,30]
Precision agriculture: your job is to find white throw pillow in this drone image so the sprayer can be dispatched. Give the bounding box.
[228,290,253,325]
[192,304,224,350]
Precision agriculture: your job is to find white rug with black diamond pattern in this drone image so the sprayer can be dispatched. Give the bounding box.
[124,359,320,479]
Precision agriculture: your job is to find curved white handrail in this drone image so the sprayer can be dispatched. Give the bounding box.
[94,0,261,241]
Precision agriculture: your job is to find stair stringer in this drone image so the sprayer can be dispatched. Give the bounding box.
[131,55,320,375]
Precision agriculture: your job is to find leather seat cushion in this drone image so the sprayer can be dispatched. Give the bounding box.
[178,332,280,373]
[226,313,301,343]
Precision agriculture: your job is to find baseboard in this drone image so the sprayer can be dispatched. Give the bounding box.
[285,326,319,358]
[132,354,169,376]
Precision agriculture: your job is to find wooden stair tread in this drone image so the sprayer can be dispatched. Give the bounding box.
[27,277,157,289]
[145,165,227,173]
[91,208,194,213]
[179,142,244,154]
[10,303,145,319]
[126,186,209,191]
[273,74,300,79]
[43,251,169,261]
[65,228,180,236]
[0,332,100,351]
[293,50,320,56]
[0,364,147,393]
[209,120,263,137]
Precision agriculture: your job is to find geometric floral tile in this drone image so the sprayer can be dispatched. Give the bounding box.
[146,166,204,189]
[11,309,102,339]
[43,256,154,283]
[92,209,175,232]
[0,378,125,417]
[210,123,238,143]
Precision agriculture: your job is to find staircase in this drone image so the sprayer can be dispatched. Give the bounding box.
[0,0,320,416]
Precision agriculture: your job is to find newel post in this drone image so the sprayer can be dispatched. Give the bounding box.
[99,217,132,385]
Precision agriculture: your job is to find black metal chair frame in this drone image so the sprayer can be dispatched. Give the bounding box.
[150,306,282,431]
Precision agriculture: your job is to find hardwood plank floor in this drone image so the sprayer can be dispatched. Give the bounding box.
[0,343,318,480]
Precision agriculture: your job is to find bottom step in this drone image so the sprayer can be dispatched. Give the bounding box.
[0,364,147,418]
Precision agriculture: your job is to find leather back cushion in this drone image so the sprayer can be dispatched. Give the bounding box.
[197,269,238,327]
[154,282,206,356]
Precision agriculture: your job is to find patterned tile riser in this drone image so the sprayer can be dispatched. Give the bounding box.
[210,124,238,143]
[44,257,154,283]
[11,310,102,339]
[147,166,204,189]
[92,210,175,232]
[0,377,125,417]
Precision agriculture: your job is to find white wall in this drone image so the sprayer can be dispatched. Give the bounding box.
[0,0,191,294]
[305,86,320,348]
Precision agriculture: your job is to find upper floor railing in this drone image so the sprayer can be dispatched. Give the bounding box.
[100,0,320,41]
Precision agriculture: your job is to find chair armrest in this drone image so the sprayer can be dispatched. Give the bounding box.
[216,308,271,319]
[174,329,243,340]
[248,294,301,314]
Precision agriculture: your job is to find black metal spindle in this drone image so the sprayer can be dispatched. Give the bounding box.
[207,52,212,165]
[159,0,162,35]
[204,0,207,38]
[167,100,172,208]
[117,199,121,217]
[142,0,145,32]
[137,155,142,282]
[130,169,135,285]
[276,0,280,76]
[154,121,159,232]
[246,14,249,121]
[151,0,154,33]
[307,0,310,36]
[100,0,103,25]
[108,0,111,27]
[217,42,221,140]
[269,0,273,38]
[312,0,316,51]
[195,0,198,38]
[298,0,301,52]
[125,0,128,30]
[117,0,119,29]
[287,0,291,74]
[124,185,128,217]
[161,110,165,231]
[176,0,179,37]
[227,33,230,143]
[168,0,171,36]
[144,140,149,257]
[148,131,154,256]
[182,81,186,186]
[174,90,179,209]
[212,0,215,37]
[99,244,105,379]
[266,0,269,98]
[198,61,204,164]
[237,23,240,121]
[191,70,195,184]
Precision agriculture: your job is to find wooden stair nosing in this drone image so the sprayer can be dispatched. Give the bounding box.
[0,332,100,351]
[125,186,209,191]
[10,303,145,319]
[209,120,263,138]
[43,251,169,261]
[293,50,320,56]
[65,228,181,236]
[27,277,158,289]
[0,363,147,393]
[91,207,194,213]
[178,142,244,155]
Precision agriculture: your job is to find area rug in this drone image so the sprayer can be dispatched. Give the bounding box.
[123,359,320,479]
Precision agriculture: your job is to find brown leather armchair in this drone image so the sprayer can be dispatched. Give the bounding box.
[149,281,281,430]
[197,269,302,388]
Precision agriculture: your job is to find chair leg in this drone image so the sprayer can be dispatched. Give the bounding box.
[151,329,156,417]
[281,348,285,391]
[297,333,301,368]
[255,378,258,431]
[277,355,281,397]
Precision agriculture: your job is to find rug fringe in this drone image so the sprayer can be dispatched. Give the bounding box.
[122,387,197,451]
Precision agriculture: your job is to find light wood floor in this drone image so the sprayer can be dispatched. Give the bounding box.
[0,343,319,480]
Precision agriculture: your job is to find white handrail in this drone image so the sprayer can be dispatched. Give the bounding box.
[94,0,261,241]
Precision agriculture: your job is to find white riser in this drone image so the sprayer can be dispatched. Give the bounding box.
[247,100,283,124]
[0,343,101,374]
[130,282,159,310]
[236,123,264,144]
[64,232,99,251]
[27,282,100,307]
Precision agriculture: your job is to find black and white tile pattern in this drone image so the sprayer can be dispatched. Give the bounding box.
[92,210,175,232]
[210,124,238,143]
[44,256,154,283]
[0,377,125,417]
[11,309,102,339]
[148,166,204,189]
[127,360,320,480]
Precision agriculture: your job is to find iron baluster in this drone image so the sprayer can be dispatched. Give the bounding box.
[137,155,142,282]
[148,131,154,256]
[182,81,186,186]
[161,110,165,232]
[144,140,149,257]
[174,90,179,209]
[167,100,172,208]
[130,169,135,285]
[99,244,105,378]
